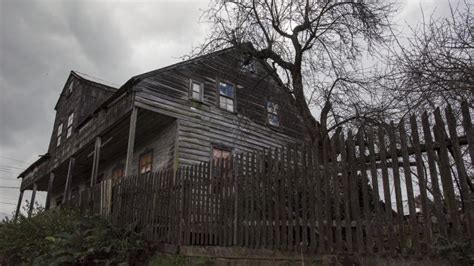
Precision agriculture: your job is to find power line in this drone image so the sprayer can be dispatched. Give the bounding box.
[0,155,28,164]
[0,165,26,170]
[0,201,16,206]
[0,186,20,189]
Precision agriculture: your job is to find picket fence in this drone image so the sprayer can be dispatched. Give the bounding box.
[67,102,473,256]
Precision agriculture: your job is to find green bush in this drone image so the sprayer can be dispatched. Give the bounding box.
[0,205,154,265]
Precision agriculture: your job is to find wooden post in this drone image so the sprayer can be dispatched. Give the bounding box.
[125,107,138,176]
[14,190,24,221]
[90,136,102,187]
[62,157,76,204]
[45,172,55,210]
[28,183,37,218]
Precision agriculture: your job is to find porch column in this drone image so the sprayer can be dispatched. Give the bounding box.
[90,136,102,187]
[124,106,138,176]
[14,190,24,221]
[45,172,55,210]
[62,157,75,204]
[28,183,37,218]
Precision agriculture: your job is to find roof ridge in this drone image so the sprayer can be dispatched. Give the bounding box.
[72,70,119,89]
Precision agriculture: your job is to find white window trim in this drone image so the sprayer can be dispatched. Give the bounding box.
[66,113,74,138]
[266,100,280,127]
[56,123,63,147]
[189,79,204,102]
[217,81,236,113]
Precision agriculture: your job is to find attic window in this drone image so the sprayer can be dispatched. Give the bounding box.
[266,101,280,127]
[218,82,235,112]
[68,81,74,94]
[139,150,153,174]
[66,113,74,138]
[190,80,203,102]
[56,123,63,147]
[240,57,257,73]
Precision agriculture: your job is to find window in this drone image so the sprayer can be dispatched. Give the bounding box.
[266,101,280,127]
[68,81,74,94]
[213,147,231,162]
[218,82,235,112]
[66,113,74,138]
[112,165,124,179]
[56,123,63,147]
[190,80,203,102]
[240,57,257,73]
[139,150,153,174]
[211,147,232,194]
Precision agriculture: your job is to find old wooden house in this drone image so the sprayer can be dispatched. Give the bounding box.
[16,47,303,212]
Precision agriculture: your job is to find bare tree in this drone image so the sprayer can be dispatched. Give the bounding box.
[197,0,396,142]
[385,1,473,119]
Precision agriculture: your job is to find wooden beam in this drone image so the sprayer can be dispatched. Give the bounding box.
[45,173,55,210]
[62,157,75,205]
[28,183,37,218]
[90,136,102,186]
[125,106,138,176]
[14,190,24,221]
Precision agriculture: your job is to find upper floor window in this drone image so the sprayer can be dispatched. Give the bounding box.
[266,101,280,127]
[56,123,63,147]
[68,81,74,95]
[139,150,153,174]
[240,57,257,73]
[66,112,74,138]
[218,82,235,112]
[190,80,203,102]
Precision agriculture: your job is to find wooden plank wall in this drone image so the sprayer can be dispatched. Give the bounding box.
[67,103,473,256]
[134,49,305,166]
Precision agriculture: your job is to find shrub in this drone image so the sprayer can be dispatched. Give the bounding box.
[0,206,154,265]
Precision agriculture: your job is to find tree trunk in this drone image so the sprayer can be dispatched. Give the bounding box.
[292,70,320,142]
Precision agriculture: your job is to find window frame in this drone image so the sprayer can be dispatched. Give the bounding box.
[111,164,125,179]
[66,112,74,138]
[138,149,153,175]
[67,80,74,95]
[216,80,237,113]
[240,56,257,74]
[266,100,280,127]
[210,145,232,194]
[56,122,63,147]
[189,79,204,102]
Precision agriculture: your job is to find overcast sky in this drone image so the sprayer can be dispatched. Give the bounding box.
[0,0,459,217]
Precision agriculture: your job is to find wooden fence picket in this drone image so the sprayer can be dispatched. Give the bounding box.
[63,102,473,258]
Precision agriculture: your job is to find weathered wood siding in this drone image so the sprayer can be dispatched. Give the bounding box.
[134,49,303,165]
[99,119,177,178]
[48,73,115,154]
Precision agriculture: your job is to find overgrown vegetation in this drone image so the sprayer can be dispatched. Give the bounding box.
[0,206,154,265]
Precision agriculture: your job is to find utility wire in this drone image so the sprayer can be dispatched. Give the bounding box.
[0,155,28,164]
[0,201,16,205]
[0,186,20,189]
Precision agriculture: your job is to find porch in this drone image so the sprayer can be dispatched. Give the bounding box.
[17,103,177,218]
